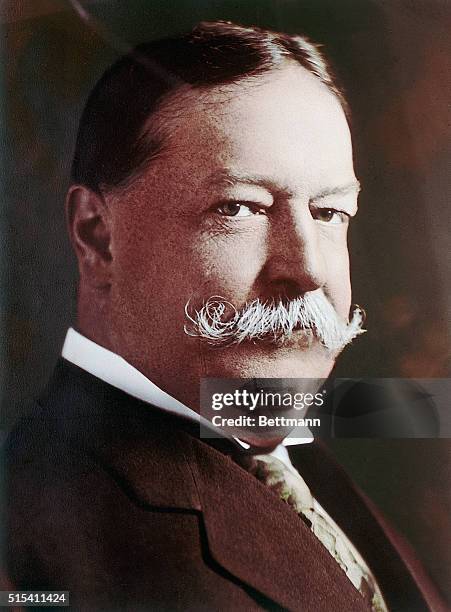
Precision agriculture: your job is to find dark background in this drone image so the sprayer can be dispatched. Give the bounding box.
[1,0,450,601]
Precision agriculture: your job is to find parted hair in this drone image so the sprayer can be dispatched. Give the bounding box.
[71,20,346,193]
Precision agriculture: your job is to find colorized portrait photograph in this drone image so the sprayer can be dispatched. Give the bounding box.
[1,1,450,610]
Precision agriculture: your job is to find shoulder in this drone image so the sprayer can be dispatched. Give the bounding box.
[3,368,216,608]
[3,377,269,610]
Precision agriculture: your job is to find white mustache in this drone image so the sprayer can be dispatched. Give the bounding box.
[184,290,366,351]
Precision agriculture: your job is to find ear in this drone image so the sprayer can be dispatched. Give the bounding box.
[65,185,113,288]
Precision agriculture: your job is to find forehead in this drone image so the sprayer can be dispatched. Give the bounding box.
[140,64,355,199]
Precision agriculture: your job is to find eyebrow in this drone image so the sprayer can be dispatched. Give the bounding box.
[208,170,361,200]
[208,170,278,192]
[310,181,361,202]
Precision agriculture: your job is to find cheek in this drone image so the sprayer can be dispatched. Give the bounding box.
[110,215,195,325]
[111,216,268,324]
[192,229,268,301]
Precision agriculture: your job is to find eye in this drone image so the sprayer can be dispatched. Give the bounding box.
[310,206,350,225]
[216,201,264,218]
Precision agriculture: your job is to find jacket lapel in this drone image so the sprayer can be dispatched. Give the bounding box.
[95,415,368,610]
[186,436,370,612]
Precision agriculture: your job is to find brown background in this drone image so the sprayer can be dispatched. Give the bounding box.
[0,0,450,602]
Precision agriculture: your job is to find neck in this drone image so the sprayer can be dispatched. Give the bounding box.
[77,290,114,353]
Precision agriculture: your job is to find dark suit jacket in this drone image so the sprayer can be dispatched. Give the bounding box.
[3,360,447,611]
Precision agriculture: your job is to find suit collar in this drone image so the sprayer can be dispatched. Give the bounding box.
[61,328,215,429]
[40,358,202,511]
[93,423,202,511]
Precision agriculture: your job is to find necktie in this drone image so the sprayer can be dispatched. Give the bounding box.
[237,453,387,612]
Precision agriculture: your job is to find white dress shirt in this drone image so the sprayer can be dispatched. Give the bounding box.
[62,327,313,451]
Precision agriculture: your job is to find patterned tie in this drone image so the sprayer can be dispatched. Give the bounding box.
[237,453,387,612]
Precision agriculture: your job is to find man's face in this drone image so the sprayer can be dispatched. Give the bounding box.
[106,64,359,408]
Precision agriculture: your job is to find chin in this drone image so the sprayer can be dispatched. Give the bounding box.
[203,341,337,380]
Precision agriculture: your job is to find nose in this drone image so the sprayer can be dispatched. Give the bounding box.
[259,205,327,300]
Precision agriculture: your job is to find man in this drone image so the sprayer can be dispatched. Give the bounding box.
[3,21,445,611]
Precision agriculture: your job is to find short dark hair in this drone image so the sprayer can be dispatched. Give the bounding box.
[71,20,346,193]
